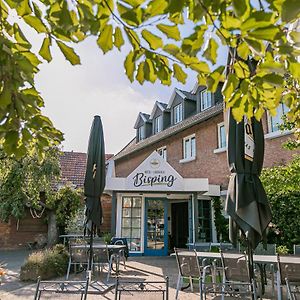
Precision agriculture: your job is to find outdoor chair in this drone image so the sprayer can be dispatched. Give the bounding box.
[254,243,276,255]
[110,237,129,269]
[66,242,89,279]
[34,275,89,300]
[192,242,211,252]
[114,276,169,300]
[294,245,300,256]
[174,248,212,300]
[92,245,116,281]
[217,251,257,300]
[276,254,300,300]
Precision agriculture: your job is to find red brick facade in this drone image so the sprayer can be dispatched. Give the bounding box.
[115,111,298,188]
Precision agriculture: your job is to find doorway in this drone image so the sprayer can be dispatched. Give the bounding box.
[171,202,189,248]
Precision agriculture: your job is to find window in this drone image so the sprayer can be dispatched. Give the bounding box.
[173,103,183,124]
[218,123,226,149]
[183,135,196,160]
[154,115,162,133]
[121,197,142,251]
[137,126,144,141]
[200,90,212,111]
[157,146,167,160]
[198,199,212,242]
[269,103,289,132]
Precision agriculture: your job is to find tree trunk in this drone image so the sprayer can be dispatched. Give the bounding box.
[47,210,58,246]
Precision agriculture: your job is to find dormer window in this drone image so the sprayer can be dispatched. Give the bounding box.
[173,103,183,124]
[200,90,212,111]
[154,116,162,134]
[137,126,144,141]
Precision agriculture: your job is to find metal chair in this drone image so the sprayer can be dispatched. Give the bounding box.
[219,251,257,300]
[66,243,89,279]
[110,237,129,269]
[276,255,300,300]
[174,248,211,300]
[114,276,169,300]
[254,243,276,255]
[192,242,211,252]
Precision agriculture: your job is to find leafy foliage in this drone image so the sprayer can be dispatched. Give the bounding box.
[0,0,300,157]
[261,155,300,251]
[212,196,229,242]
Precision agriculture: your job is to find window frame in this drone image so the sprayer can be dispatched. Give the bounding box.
[181,134,196,162]
[267,103,289,133]
[137,126,144,141]
[173,103,183,124]
[157,146,167,161]
[200,89,213,111]
[154,115,162,134]
[217,122,226,149]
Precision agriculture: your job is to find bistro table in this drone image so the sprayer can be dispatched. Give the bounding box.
[59,234,86,245]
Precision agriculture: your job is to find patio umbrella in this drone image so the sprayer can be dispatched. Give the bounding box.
[84,115,106,270]
[225,110,272,288]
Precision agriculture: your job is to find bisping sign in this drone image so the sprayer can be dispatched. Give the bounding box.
[126,151,184,191]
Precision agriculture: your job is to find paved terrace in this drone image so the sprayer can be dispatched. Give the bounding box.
[1,250,278,299]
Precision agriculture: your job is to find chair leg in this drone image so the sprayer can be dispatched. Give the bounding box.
[66,257,72,279]
[276,271,282,300]
[190,276,194,292]
[175,273,182,300]
[107,258,113,282]
[199,277,203,300]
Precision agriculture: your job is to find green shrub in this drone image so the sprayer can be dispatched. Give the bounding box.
[20,244,69,281]
[277,245,289,255]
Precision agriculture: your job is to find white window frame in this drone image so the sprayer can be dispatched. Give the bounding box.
[267,103,289,133]
[180,134,196,163]
[173,103,183,124]
[157,146,167,161]
[154,115,162,134]
[214,122,227,153]
[200,89,213,111]
[137,126,144,141]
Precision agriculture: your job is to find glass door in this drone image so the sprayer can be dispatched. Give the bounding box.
[144,198,168,256]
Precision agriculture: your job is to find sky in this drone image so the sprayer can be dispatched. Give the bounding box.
[36,37,199,155]
[31,23,227,155]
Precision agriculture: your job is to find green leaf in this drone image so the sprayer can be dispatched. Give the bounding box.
[163,44,180,55]
[145,0,168,17]
[248,26,281,41]
[237,42,250,60]
[141,29,163,50]
[144,59,157,83]
[121,0,144,7]
[39,37,52,62]
[289,62,300,80]
[206,66,225,93]
[222,73,239,101]
[23,15,48,33]
[234,61,250,78]
[136,62,145,84]
[124,51,136,82]
[157,24,180,41]
[114,27,124,50]
[0,86,12,108]
[203,38,218,64]
[173,63,187,83]
[167,0,185,13]
[222,15,241,30]
[244,38,264,55]
[97,24,113,54]
[262,74,284,86]
[289,31,300,44]
[233,0,250,19]
[241,12,276,32]
[281,0,300,22]
[56,41,81,65]
[16,0,32,16]
[125,29,140,50]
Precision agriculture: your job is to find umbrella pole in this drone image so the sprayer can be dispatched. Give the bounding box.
[247,240,255,300]
[88,222,94,271]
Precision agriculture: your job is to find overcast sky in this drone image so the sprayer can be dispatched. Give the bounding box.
[35,33,227,155]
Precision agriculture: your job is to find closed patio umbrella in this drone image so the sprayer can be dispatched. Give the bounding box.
[84,115,106,270]
[225,110,272,289]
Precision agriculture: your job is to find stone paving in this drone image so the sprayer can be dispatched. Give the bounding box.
[0,251,279,299]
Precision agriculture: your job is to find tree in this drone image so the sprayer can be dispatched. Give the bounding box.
[0,0,299,157]
[260,155,300,251]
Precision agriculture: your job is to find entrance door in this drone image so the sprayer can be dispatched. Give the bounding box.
[171,202,189,248]
[144,198,168,256]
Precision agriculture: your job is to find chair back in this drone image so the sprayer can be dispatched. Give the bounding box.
[93,246,110,264]
[294,245,300,256]
[254,243,276,255]
[111,237,129,258]
[194,242,211,252]
[220,251,250,282]
[69,244,89,263]
[174,248,202,278]
[277,255,300,284]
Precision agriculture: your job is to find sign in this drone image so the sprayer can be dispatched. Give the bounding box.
[126,151,184,191]
[244,116,254,161]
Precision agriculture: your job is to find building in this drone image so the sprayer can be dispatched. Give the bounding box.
[105,84,297,256]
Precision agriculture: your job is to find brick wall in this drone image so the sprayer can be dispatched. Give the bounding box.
[101,193,112,233]
[115,112,299,189]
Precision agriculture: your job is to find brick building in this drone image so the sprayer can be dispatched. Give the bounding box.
[105,84,298,256]
[0,151,113,249]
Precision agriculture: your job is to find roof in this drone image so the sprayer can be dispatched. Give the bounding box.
[167,88,196,109]
[149,101,168,119]
[134,112,151,129]
[59,151,113,188]
[114,103,224,161]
